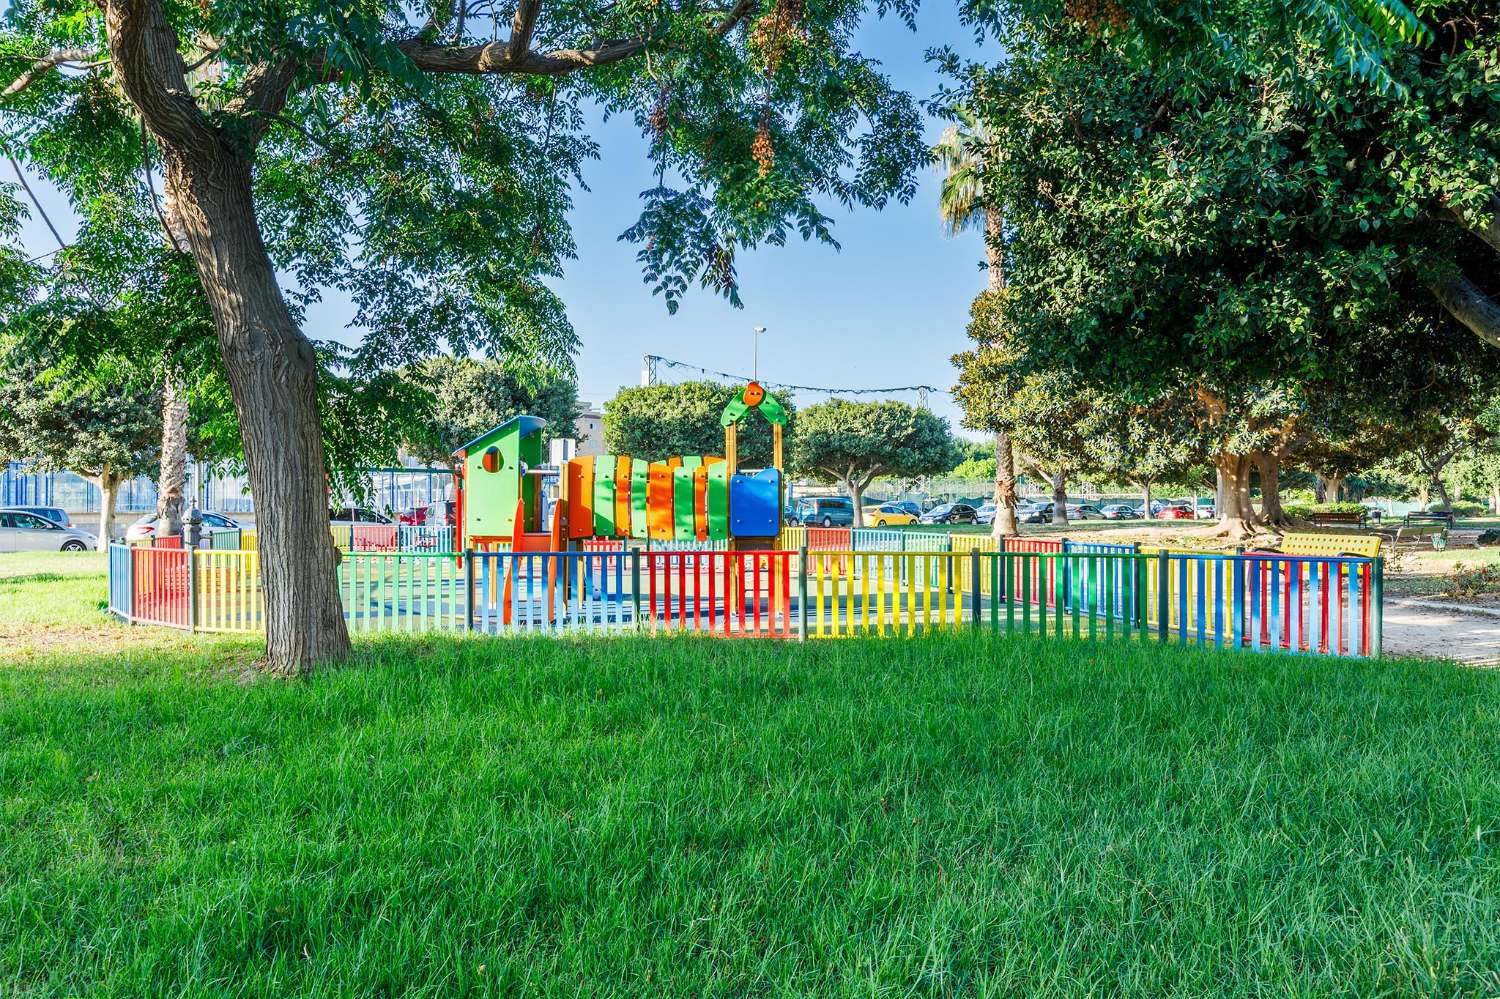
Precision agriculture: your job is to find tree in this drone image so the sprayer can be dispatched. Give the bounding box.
[0,336,160,547]
[1,0,923,673]
[603,381,793,467]
[403,356,580,468]
[792,399,958,526]
[947,2,1500,535]
[953,289,1113,529]
[934,106,1020,537]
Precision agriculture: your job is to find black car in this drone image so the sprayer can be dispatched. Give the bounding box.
[920,502,979,525]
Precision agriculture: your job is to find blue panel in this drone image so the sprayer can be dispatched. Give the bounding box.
[729,468,781,538]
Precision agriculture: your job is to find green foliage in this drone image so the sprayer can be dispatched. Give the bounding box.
[1282,501,1370,519]
[950,455,997,481]
[400,356,580,468]
[1428,500,1488,517]
[793,399,958,509]
[1,0,927,333]
[0,333,160,482]
[604,381,792,467]
[1442,560,1500,598]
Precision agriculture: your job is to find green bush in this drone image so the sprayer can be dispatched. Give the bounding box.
[1428,501,1487,517]
[1283,502,1368,520]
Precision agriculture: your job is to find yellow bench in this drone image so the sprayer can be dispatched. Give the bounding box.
[1277,532,1382,558]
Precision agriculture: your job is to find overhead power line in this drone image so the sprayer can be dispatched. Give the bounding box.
[641,354,948,408]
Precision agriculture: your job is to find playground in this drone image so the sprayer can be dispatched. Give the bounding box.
[104,383,1386,661]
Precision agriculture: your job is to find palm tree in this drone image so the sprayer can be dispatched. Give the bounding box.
[934,108,1021,536]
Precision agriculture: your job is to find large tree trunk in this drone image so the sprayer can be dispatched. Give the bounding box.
[1050,471,1070,527]
[1236,462,1257,527]
[1139,480,1153,520]
[991,432,1018,537]
[1253,452,1288,527]
[156,372,189,539]
[847,475,866,527]
[165,149,350,674]
[1215,453,1256,539]
[95,465,118,552]
[1417,483,1430,507]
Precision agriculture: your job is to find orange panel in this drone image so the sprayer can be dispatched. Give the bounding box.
[647,462,674,541]
[568,457,595,540]
[693,466,709,541]
[666,455,683,470]
[703,455,724,467]
[614,454,632,537]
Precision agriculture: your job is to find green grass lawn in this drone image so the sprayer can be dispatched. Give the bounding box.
[5,555,1500,996]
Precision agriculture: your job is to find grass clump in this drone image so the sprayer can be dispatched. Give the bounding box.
[4,632,1500,996]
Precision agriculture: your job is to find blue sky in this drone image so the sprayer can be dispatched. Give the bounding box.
[13,4,990,432]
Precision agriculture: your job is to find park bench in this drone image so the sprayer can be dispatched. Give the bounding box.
[1257,532,1383,559]
[1306,511,1366,528]
[1403,511,1455,529]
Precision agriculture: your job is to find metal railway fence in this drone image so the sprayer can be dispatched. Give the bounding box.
[107,543,1382,657]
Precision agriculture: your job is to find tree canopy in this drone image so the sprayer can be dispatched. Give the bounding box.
[403,356,580,467]
[791,398,957,525]
[604,380,792,466]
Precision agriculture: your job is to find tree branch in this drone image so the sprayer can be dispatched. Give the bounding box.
[1427,271,1500,350]
[509,0,544,62]
[714,0,757,35]
[104,0,211,149]
[1,48,102,100]
[223,58,302,147]
[1439,194,1500,255]
[395,34,649,75]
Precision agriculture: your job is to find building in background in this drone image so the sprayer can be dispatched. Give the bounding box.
[574,406,605,456]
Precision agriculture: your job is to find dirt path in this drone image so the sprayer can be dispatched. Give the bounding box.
[1383,599,1500,666]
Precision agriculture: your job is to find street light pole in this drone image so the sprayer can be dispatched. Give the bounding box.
[753,326,766,381]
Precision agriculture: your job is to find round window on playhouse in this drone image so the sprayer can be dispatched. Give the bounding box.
[482,447,501,473]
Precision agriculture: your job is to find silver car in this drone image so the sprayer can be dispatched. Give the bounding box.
[0,508,97,551]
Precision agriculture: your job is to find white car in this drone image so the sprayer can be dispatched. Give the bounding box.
[0,508,97,551]
[975,502,996,525]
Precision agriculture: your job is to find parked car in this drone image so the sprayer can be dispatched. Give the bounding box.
[125,510,241,544]
[886,500,924,518]
[1019,501,1053,524]
[330,506,394,526]
[920,502,979,525]
[1159,503,1196,520]
[8,505,72,528]
[975,502,996,525]
[398,507,427,526]
[0,508,96,551]
[1195,501,1217,519]
[863,503,917,527]
[1100,503,1140,520]
[424,500,458,527]
[795,497,855,528]
[1067,504,1109,521]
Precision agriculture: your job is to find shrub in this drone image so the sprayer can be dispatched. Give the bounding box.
[1443,562,1500,599]
[1428,501,1487,517]
[1283,502,1368,520]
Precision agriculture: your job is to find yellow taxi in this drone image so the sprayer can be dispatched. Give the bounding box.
[863,503,918,527]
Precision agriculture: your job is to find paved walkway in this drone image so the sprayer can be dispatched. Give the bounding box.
[1384,599,1500,666]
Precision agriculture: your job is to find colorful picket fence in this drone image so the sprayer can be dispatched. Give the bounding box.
[106,543,1383,657]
